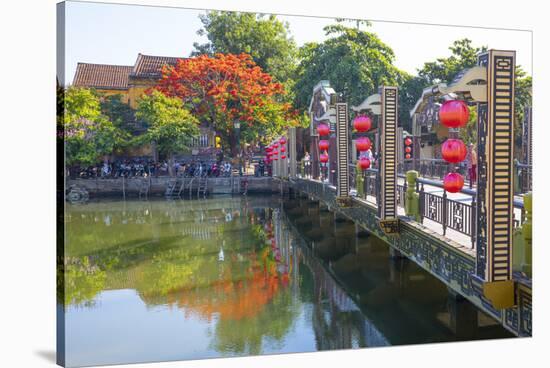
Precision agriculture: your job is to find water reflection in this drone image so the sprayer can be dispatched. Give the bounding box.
[62,196,512,367]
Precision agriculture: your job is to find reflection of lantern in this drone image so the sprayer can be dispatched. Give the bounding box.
[441,138,467,163]
[404,137,412,146]
[320,153,329,163]
[317,123,330,136]
[281,155,286,159]
[280,146,286,153]
[405,146,412,153]
[356,137,372,152]
[319,139,329,151]
[279,137,287,145]
[444,172,464,193]
[405,153,411,159]
[439,100,469,128]
[358,157,370,170]
[353,116,372,132]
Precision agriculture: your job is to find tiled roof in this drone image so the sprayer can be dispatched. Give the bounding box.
[73,63,133,90]
[131,53,183,77]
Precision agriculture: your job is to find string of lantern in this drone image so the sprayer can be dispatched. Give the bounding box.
[439,100,469,193]
[352,115,373,170]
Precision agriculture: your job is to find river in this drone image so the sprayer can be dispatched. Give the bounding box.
[60,195,512,367]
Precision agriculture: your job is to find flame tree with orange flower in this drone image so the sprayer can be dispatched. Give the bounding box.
[155,53,301,155]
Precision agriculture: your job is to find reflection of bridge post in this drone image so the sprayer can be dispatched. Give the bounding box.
[447,289,478,339]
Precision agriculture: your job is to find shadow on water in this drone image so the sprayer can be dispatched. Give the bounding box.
[282,195,514,346]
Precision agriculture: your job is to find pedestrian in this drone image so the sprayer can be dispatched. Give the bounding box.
[467,143,477,188]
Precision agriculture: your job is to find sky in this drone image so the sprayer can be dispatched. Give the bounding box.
[61,0,532,86]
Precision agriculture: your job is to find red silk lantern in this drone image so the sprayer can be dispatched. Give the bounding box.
[356,137,372,152]
[353,116,372,132]
[405,153,411,159]
[358,157,371,170]
[444,172,464,193]
[281,155,286,159]
[279,137,287,144]
[404,137,412,146]
[441,138,467,163]
[405,146,412,153]
[320,153,329,163]
[281,146,286,153]
[273,150,278,155]
[273,143,279,149]
[317,123,330,136]
[319,139,329,151]
[439,100,469,128]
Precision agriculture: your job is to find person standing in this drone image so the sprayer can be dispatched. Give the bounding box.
[467,143,477,188]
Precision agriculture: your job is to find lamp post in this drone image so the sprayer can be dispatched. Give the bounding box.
[234,120,242,176]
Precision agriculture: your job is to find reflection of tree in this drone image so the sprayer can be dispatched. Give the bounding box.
[64,200,301,355]
[62,256,106,306]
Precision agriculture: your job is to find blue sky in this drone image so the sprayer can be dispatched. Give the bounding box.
[62,0,532,86]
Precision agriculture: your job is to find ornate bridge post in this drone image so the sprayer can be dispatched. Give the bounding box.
[473,50,516,308]
[335,102,350,203]
[378,86,399,234]
[289,127,297,179]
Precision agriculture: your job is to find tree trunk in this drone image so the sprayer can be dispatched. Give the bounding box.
[168,152,175,177]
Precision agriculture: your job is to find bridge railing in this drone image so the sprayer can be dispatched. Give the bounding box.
[344,167,525,249]
[398,158,532,195]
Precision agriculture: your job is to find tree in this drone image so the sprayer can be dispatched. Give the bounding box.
[293,24,404,110]
[155,53,300,155]
[100,94,137,133]
[413,39,532,148]
[193,11,298,84]
[135,90,200,176]
[417,39,487,85]
[63,87,123,166]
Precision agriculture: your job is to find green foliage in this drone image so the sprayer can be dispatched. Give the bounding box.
[412,39,532,147]
[100,94,136,132]
[135,90,200,156]
[63,87,125,165]
[293,24,403,110]
[193,11,298,83]
[417,39,487,85]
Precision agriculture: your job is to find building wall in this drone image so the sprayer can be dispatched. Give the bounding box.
[96,88,130,103]
[128,76,157,109]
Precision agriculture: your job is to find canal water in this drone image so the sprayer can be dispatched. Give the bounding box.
[61,195,512,367]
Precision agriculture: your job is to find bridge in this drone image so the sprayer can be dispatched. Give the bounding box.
[269,49,532,337]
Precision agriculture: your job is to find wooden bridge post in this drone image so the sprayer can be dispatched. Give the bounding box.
[378,86,399,235]
[473,50,516,309]
[289,127,297,179]
[335,102,351,203]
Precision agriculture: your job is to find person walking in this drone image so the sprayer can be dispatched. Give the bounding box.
[467,143,477,188]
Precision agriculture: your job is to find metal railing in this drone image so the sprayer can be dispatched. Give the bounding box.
[344,166,525,249]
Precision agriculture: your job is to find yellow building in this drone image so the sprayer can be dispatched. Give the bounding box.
[73,53,216,157]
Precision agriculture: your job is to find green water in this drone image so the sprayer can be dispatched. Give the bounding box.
[61,196,512,367]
